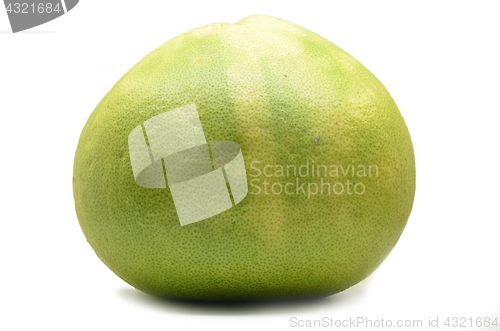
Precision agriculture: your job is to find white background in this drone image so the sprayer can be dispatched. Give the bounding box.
[1,1,499,330]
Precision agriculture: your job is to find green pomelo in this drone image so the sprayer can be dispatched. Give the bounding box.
[73,15,415,301]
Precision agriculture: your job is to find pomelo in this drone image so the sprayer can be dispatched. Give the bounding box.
[73,15,415,301]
